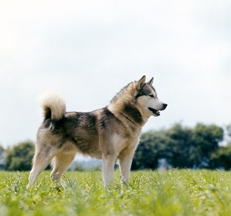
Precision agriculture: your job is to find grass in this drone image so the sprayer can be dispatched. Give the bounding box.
[0,170,231,216]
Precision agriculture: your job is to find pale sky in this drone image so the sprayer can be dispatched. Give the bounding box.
[1,0,231,147]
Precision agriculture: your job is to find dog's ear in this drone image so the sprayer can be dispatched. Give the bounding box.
[147,77,154,85]
[138,75,146,89]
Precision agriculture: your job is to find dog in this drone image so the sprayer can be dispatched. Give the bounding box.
[27,75,167,188]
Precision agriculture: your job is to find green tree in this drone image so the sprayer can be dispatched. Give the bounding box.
[0,144,6,170]
[191,123,223,168]
[5,140,35,171]
[227,125,231,137]
[0,145,4,153]
[132,130,172,170]
[167,123,193,168]
[132,123,224,170]
[132,124,195,170]
[211,143,231,170]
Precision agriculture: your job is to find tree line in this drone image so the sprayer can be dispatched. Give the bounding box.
[1,123,231,171]
[132,123,231,170]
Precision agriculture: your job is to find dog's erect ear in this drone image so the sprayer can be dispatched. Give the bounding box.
[147,77,154,85]
[138,75,146,89]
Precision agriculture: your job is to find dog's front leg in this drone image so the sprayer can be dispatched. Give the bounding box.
[102,154,116,186]
[118,144,137,186]
[118,155,134,186]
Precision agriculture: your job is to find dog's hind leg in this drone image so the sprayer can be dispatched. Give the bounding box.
[50,152,76,185]
[27,145,57,188]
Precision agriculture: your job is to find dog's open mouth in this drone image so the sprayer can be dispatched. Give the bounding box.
[148,107,160,116]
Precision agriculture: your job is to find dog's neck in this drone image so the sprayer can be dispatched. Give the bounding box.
[121,103,143,125]
[119,112,137,125]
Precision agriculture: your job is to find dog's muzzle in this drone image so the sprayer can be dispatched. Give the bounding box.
[148,103,167,116]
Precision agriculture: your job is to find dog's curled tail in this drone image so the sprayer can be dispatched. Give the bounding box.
[39,92,66,120]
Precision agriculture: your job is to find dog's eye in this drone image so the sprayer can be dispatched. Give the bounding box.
[149,95,154,98]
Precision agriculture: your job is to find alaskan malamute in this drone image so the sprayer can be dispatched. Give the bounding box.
[27,75,167,187]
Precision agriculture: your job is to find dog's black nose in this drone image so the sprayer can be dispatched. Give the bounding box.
[163,103,168,109]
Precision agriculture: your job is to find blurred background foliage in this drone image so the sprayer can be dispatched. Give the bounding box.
[1,123,231,171]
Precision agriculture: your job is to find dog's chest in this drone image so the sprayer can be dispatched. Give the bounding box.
[111,133,139,154]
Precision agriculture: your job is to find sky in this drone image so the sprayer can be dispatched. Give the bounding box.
[0,0,231,148]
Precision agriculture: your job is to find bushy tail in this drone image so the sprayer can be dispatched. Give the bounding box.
[39,92,66,120]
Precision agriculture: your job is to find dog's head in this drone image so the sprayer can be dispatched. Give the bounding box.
[136,75,167,117]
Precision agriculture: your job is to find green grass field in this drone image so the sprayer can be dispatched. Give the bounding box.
[0,170,231,216]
